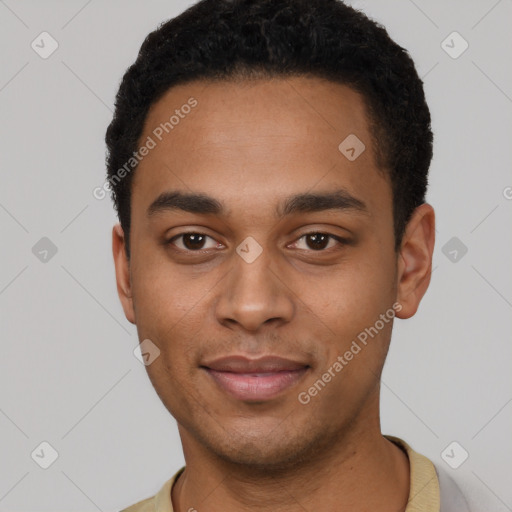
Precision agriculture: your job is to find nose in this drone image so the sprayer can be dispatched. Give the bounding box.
[214,244,295,333]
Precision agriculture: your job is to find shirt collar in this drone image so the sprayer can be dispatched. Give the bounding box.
[150,436,440,512]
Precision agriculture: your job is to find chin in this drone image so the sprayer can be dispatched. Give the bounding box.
[217,443,310,474]
[196,419,334,474]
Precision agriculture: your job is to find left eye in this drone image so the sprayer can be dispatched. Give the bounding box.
[291,233,344,251]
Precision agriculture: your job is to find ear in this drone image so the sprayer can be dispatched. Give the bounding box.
[396,203,435,319]
[112,223,136,325]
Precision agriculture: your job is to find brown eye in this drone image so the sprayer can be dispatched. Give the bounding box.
[305,233,329,250]
[292,233,345,251]
[168,233,219,251]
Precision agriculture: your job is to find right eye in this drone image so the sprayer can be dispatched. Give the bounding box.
[167,232,223,252]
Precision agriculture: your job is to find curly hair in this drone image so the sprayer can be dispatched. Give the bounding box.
[105,0,433,259]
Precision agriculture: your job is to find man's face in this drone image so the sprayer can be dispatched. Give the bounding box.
[116,77,404,468]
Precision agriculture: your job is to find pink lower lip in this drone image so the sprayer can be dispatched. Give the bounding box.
[204,368,309,401]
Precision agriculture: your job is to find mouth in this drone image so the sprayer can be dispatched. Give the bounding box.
[200,355,310,402]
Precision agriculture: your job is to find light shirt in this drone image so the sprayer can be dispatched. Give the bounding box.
[119,435,467,512]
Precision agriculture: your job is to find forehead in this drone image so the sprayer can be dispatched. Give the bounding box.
[131,76,390,218]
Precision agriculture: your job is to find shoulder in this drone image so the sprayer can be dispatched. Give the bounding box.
[119,496,155,512]
[434,462,511,512]
[432,462,471,512]
[118,467,185,512]
[385,435,473,511]
[387,435,500,512]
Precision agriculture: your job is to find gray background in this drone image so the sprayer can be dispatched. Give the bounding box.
[0,0,511,510]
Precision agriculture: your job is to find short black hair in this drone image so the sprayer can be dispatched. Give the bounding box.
[105,0,433,259]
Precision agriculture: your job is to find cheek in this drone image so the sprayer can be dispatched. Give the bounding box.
[132,239,204,313]
[306,261,395,333]
[299,260,398,388]
[130,258,212,358]
[135,274,209,413]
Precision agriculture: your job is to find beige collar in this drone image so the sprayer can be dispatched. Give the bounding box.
[122,435,440,512]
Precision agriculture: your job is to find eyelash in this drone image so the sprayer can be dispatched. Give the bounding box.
[166,231,348,253]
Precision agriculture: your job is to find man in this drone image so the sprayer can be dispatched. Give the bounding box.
[106,0,470,510]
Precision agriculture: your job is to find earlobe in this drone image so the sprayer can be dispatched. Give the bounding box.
[112,223,136,325]
[396,204,435,319]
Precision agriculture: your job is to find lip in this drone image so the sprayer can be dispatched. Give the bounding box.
[201,355,310,401]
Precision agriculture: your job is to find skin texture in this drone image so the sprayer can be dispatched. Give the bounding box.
[112,76,435,511]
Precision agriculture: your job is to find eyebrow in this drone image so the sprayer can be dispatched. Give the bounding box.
[147,189,368,218]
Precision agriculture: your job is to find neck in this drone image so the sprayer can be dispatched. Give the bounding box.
[171,420,410,512]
